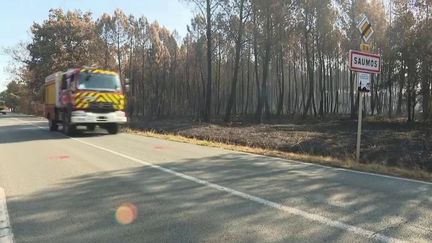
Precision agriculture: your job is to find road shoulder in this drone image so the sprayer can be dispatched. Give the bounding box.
[126,129,432,183]
[0,188,14,243]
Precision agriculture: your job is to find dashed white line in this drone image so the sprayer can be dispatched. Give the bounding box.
[16,117,409,243]
[0,188,14,243]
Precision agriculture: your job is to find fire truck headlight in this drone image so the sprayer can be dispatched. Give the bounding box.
[115,111,126,117]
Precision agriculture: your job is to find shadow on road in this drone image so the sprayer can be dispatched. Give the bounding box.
[0,115,113,144]
[0,123,69,144]
[7,153,432,242]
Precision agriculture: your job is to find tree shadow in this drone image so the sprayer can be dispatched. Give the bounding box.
[7,153,432,242]
[0,123,69,144]
[0,115,117,144]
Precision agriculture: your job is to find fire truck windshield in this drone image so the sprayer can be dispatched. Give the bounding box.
[78,73,122,92]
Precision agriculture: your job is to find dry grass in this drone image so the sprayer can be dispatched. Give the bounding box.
[124,128,432,183]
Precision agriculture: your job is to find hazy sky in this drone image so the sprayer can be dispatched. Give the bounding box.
[0,0,194,92]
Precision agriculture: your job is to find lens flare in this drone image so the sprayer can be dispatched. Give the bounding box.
[115,203,138,225]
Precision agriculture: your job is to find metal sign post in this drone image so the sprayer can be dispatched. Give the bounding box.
[350,14,381,162]
[355,72,370,161]
[356,91,363,161]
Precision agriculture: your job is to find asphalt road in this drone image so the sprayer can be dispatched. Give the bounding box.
[0,114,431,243]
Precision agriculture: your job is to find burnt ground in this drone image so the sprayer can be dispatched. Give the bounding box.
[128,117,432,173]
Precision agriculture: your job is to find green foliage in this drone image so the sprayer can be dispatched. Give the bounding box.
[27,9,103,91]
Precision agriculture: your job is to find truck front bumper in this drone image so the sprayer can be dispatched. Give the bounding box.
[71,111,127,124]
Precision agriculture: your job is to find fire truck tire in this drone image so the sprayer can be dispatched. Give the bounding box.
[63,122,76,136]
[106,124,119,135]
[49,119,58,131]
[62,113,76,136]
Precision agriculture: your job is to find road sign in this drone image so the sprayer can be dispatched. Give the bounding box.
[360,43,371,53]
[349,50,381,74]
[357,16,374,43]
[354,15,378,162]
[358,72,370,92]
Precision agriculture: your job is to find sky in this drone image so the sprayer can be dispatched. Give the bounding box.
[0,0,195,92]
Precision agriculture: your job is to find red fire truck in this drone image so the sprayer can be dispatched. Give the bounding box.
[44,67,127,135]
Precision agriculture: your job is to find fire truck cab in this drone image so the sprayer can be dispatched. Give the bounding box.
[44,67,127,135]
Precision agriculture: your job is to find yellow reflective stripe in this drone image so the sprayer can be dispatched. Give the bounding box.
[110,94,120,103]
[75,100,84,109]
[119,95,125,110]
[75,98,83,105]
[75,92,84,109]
[74,91,126,110]
[98,93,106,102]
[80,69,118,76]
[97,94,107,103]
[104,94,115,103]
[75,92,85,99]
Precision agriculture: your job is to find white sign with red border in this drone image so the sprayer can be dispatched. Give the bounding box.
[349,50,381,74]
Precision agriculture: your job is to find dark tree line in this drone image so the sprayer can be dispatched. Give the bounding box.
[2,0,432,123]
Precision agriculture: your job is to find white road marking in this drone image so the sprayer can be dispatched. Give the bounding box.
[16,118,408,243]
[0,188,14,243]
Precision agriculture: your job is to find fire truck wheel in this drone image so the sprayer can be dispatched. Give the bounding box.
[106,124,119,135]
[63,122,76,136]
[49,119,58,131]
[62,113,76,136]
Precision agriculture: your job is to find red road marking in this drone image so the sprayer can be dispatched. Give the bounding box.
[153,145,168,150]
[49,155,70,160]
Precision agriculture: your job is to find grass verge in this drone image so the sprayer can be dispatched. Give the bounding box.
[124,128,432,183]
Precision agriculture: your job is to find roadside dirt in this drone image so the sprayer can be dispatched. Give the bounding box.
[128,118,432,173]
